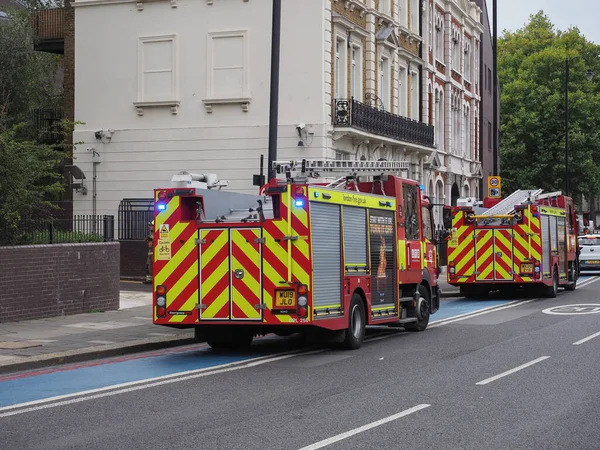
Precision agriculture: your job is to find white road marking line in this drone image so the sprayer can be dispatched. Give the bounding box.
[431,300,524,325]
[476,356,550,386]
[577,276,600,288]
[0,350,323,418]
[430,299,536,328]
[358,301,533,344]
[573,331,600,346]
[297,404,431,450]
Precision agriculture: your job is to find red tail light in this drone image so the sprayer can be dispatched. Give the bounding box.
[297,284,308,317]
[534,260,541,279]
[158,191,167,201]
[297,284,308,295]
[448,262,456,280]
[156,285,167,317]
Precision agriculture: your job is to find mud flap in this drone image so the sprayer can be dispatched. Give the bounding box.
[431,285,440,313]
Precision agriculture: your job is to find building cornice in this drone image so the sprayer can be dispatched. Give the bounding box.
[332,13,369,38]
[73,0,177,7]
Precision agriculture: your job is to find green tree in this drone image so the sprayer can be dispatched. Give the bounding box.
[0,2,63,129]
[498,12,600,205]
[0,125,66,244]
[0,1,68,244]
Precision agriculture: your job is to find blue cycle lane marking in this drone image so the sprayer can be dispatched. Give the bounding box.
[2,277,593,410]
[0,349,261,409]
[433,298,513,322]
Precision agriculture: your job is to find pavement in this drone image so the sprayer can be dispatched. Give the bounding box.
[0,281,194,375]
[0,271,460,375]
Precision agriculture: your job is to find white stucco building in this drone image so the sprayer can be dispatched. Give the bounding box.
[71,0,482,220]
[423,0,484,216]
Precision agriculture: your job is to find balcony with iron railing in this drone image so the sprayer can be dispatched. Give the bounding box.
[32,107,64,144]
[333,98,435,148]
[33,8,65,54]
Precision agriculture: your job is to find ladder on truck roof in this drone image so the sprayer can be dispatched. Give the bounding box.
[483,189,543,216]
[272,159,410,182]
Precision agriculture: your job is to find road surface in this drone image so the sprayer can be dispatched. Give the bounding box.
[1,275,599,450]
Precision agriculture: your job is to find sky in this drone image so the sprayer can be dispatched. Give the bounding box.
[485,0,600,44]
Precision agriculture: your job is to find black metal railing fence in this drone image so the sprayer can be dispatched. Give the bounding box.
[118,199,154,241]
[333,98,435,148]
[0,215,114,246]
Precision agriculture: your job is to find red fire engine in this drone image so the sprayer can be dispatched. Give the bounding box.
[447,189,579,298]
[152,160,440,349]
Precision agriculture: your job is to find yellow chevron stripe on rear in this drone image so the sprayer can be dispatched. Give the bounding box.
[232,286,260,319]
[202,260,228,298]
[153,196,180,233]
[166,260,198,310]
[154,229,196,285]
[169,290,200,323]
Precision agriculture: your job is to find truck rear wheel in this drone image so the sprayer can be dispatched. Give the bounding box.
[545,269,558,298]
[405,285,430,332]
[460,285,489,299]
[342,294,366,350]
[564,263,577,291]
[205,328,254,350]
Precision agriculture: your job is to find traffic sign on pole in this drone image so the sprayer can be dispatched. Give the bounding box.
[488,176,501,198]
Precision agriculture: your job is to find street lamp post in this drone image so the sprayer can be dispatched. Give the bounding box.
[493,0,498,176]
[564,55,594,197]
[267,0,282,182]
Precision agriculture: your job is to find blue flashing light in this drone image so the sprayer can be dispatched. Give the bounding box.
[313,192,320,198]
[294,200,304,207]
[419,184,425,191]
[157,203,166,211]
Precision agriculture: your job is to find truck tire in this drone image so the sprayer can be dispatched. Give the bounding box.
[564,263,577,291]
[460,285,490,299]
[405,285,431,332]
[342,294,366,350]
[545,269,558,298]
[205,328,254,350]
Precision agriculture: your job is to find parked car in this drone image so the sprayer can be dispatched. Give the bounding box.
[579,235,600,271]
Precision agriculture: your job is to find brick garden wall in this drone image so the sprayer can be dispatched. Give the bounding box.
[120,241,148,280]
[0,242,120,323]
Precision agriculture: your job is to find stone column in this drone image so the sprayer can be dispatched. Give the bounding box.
[365,3,377,95]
